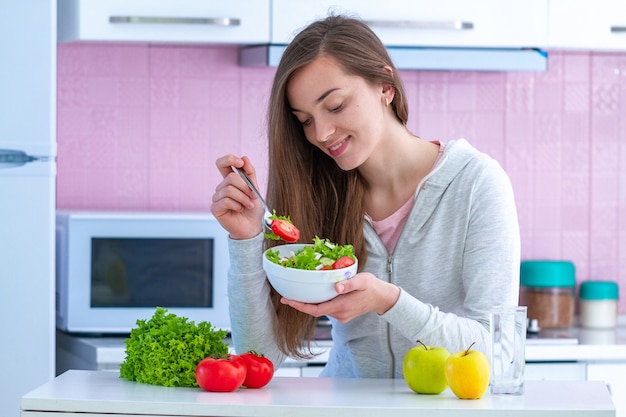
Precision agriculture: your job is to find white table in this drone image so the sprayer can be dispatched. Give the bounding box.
[22,370,615,417]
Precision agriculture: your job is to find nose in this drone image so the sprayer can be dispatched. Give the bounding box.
[314,116,335,144]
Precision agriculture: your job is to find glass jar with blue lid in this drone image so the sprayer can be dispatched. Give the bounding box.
[519,260,576,329]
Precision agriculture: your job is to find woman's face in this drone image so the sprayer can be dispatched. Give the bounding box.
[286,55,389,171]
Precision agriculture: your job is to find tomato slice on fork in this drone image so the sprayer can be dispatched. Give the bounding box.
[271,219,300,243]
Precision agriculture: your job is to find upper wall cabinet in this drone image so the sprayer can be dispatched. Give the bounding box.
[271,0,548,48]
[58,0,270,44]
[548,0,626,51]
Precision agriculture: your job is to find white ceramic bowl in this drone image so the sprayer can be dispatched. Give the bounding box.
[262,244,358,303]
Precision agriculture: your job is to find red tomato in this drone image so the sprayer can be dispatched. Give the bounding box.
[240,351,274,389]
[271,219,300,242]
[196,355,247,392]
[332,256,355,269]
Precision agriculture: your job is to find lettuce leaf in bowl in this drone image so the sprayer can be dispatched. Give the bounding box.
[266,237,355,270]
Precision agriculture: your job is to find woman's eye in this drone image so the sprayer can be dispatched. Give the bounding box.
[330,104,344,113]
[301,118,312,127]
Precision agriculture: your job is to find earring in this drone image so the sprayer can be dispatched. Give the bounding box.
[385,97,389,107]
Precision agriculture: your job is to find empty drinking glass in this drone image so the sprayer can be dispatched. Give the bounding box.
[490,305,527,395]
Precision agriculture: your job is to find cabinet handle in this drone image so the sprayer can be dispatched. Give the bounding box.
[109,16,241,26]
[364,20,473,31]
[610,25,626,33]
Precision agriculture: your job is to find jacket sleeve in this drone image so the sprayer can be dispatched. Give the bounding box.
[226,233,287,369]
[380,157,521,357]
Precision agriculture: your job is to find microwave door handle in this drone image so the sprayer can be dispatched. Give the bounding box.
[0,149,46,169]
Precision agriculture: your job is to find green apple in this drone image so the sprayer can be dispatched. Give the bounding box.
[403,340,451,394]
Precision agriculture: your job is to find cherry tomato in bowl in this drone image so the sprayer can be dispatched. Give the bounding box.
[332,256,355,270]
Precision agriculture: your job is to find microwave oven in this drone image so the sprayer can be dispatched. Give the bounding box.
[55,211,231,334]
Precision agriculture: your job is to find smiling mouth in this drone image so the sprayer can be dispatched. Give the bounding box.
[329,141,344,152]
[328,137,349,157]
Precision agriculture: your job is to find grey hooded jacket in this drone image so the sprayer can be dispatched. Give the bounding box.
[226,139,521,378]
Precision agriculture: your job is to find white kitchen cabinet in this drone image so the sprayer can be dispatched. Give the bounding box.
[519,362,625,416]
[301,365,325,377]
[525,362,587,381]
[58,0,270,44]
[587,363,626,417]
[271,0,548,48]
[273,367,301,377]
[548,0,626,51]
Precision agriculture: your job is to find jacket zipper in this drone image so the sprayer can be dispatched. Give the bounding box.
[386,255,395,378]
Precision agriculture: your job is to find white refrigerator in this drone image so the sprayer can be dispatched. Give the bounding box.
[0,1,56,416]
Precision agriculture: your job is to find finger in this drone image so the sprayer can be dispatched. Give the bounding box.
[211,194,246,218]
[213,180,256,211]
[224,156,262,199]
[226,171,260,207]
[280,298,326,317]
[215,154,244,178]
[239,156,263,190]
[335,274,363,295]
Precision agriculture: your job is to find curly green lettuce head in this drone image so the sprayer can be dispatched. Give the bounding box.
[119,307,229,387]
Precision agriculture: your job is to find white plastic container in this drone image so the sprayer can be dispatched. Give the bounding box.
[579,281,619,329]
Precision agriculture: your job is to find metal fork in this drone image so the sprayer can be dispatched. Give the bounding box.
[231,166,273,232]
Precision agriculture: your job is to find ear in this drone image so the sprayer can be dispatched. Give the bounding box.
[381,65,396,105]
[381,83,395,107]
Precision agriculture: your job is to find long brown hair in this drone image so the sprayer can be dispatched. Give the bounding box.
[264,15,409,358]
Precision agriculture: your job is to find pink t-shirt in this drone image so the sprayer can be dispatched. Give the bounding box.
[369,141,445,254]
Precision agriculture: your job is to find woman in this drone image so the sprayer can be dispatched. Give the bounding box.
[211,15,520,378]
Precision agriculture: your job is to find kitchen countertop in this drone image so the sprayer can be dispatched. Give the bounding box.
[56,318,626,371]
[22,370,615,417]
[525,323,626,361]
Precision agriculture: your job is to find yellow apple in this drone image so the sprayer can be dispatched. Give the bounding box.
[402,340,451,394]
[445,342,490,399]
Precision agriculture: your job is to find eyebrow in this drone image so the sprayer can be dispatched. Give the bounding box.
[290,87,340,112]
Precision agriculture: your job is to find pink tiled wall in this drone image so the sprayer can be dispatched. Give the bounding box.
[56,44,626,312]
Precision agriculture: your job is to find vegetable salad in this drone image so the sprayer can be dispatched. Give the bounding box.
[265,237,356,270]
